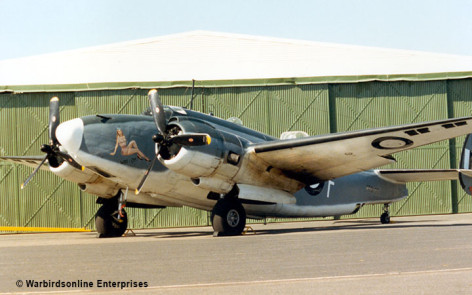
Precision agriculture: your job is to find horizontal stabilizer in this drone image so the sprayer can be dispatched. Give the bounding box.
[459,134,472,195]
[376,169,472,183]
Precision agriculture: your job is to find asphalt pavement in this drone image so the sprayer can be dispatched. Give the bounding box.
[1,213,472,294]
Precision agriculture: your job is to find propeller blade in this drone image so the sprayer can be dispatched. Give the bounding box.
[148,89,167,137]
[146,90,210,168]
[56,151,84,170]
[49,97,60,146]
[169,133,211,146]
[21,155,48,189]
[135,147,160,195]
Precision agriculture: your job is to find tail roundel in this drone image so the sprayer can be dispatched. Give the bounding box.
[459,134,472,195]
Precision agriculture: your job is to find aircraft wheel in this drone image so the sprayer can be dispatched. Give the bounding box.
[95,204,128,238]
[380,212,390,224]
[211,198,246,236]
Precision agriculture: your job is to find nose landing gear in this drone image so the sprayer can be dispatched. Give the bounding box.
[380,203,391,224]
[95,191,128,238]
[95,204,128,238]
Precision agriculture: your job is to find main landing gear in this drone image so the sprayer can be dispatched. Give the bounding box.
[380,203,391,224]
[211,187,246,236]
[95,192,128,238]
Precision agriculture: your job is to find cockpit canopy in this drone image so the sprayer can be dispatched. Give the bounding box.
[141,105,188,118]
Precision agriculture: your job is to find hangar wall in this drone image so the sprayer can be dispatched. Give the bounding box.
[1,78,472,230]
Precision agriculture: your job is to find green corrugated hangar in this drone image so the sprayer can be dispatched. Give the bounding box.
[1,31,472,230]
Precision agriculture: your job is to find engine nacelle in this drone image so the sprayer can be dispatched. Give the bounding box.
[161,147,222,178]
[49,161,99,184]
[51,161,121,198]
[159,120,244,190]
[238,184,296,204]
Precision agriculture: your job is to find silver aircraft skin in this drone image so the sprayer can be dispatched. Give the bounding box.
[3,90,472,237]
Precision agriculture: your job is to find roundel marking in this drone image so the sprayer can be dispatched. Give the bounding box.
[371,136,413,150]
[305,181,325,196]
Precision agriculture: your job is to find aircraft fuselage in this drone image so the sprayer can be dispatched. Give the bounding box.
[53,108,408,219]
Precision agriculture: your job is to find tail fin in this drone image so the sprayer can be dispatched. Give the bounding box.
[459,134,472,195]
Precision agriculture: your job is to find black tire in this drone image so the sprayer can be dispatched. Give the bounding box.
[95,205,128,238]
[380,212,390,224]
[211,198,246,236]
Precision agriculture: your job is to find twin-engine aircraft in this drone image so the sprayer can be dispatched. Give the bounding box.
[3,89,472,237]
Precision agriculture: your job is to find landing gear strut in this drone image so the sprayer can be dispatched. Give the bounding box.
[211,197,246,237]
[95,192,128,238]
[380,203,391,224]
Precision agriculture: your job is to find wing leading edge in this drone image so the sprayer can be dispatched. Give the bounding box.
[0,156,49,171]
[251,117,472,182]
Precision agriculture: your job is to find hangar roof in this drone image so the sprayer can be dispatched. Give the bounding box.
[1,31,472,92]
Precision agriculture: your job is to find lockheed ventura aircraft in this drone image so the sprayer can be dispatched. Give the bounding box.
[2,89,472,237]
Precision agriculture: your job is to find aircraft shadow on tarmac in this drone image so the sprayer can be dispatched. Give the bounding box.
[126,218,472,239]
[236,221,472,237]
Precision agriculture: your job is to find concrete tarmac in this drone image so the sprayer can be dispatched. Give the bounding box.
[1,214,472,294]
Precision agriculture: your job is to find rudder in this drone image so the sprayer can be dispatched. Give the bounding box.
[459,134,472,195]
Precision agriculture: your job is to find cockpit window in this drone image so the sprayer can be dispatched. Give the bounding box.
[141,106,186,118]
[168,106,187,115]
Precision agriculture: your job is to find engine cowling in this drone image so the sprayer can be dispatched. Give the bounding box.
[159,120,244,193]
[49,160,99,184]
[162,145,222,178]
[50,160,121,198]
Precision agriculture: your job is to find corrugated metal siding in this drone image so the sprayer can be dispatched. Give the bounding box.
[75,89,147,116]
[0,92,85,231]
[205,84,330,137]
[206,87,269,134]
[0,94,19,230]
[1,79,472,231]
[16,93,84,229]
[267,85,330,136]
[333,81,452,218]
[448,79,472,213]
[391,81,452,217]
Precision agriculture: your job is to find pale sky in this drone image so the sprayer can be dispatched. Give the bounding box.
[0,0,471,60]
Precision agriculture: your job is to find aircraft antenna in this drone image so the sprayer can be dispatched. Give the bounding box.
[189,79,195,110]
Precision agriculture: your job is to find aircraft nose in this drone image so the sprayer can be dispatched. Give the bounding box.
[55,118,84,155]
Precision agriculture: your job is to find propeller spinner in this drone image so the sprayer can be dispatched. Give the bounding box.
[135,89,211,194]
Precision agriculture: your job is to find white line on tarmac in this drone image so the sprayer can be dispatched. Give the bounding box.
[146,267,472,291]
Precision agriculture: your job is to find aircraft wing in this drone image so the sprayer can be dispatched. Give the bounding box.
[251,117,472,182]
[0,156,49,171]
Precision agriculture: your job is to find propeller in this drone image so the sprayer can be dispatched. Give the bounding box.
[135,89,211,194]
[49,97,60,146]
[22,97,82,189]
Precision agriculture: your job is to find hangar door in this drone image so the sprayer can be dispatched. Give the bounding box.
[0,79,471,230]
